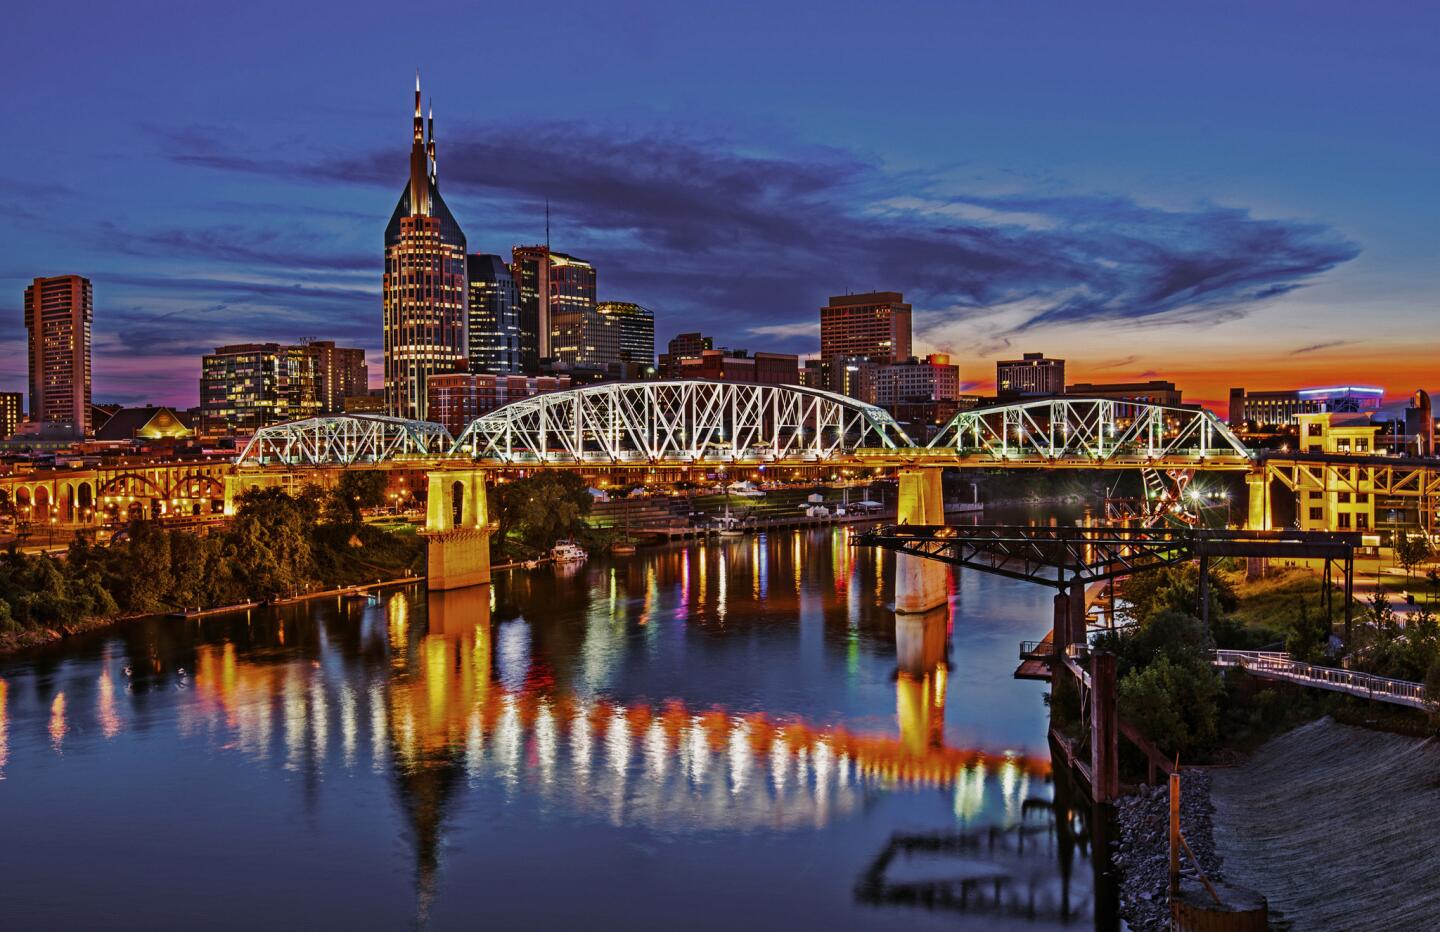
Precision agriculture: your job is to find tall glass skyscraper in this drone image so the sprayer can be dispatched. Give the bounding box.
[511,245,596,374]
[383,75,467,420]
[466,254,521,375]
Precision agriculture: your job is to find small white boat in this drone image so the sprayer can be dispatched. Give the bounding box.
[551,540,588,563]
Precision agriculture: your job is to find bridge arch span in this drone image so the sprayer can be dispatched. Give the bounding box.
[453,379,912,465]
[236,415,454,467]
[928,397,1251,464]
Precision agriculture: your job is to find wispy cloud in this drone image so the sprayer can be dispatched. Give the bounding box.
[1291,339,1355,355]
[152,119,1359,359]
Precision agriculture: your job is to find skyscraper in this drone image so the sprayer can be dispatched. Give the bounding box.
[383,74,467,420]
[467,254,522,375]
[24,274,93,437]
[511,246,596,373]
[298,340,367,414]
[819,292,912,368]
[596,301,655,367]
[550,306,621,370]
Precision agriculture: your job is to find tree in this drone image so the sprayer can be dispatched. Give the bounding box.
[225,488,317,600]
[1395,533,1432,581]
[1285,601,1331,663]
[327,471,390,527]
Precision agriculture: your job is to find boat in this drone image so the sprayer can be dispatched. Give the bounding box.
[715,505,746,537]
[551,540,588,563]
[610,540,638,555]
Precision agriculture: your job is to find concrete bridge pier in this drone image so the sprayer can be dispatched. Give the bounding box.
[424,469,492,590]
[894,466,949,613]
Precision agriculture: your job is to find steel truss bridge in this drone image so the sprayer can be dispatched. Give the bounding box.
[232,381,1251,470]
[236,413,454,467]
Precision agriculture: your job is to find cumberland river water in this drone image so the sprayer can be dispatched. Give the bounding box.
[0,524,1108,929]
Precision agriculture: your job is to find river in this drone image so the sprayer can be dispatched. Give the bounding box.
[0,523,1110,929]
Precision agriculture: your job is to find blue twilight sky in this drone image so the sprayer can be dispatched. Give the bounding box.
[1,0,1436,410]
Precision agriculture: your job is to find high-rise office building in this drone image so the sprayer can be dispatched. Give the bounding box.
[0,392,22,439]
[24,274,93,437]
[511,246,596,372]
[199,343,321,437]
[467,254,521,375]
[550,306,621,370]
[996,352,1064,399]
[383,75,467,419]
[300,340,367,414]
[820,292,912,366]
[596,302,655,367]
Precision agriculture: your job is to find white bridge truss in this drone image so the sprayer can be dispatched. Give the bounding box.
[929,398,1251,463]
[453,380,912,464]
[235,415,455,467]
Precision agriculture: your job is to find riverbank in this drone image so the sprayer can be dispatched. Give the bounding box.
[1209,717,1440,929]
[0,571,428,656]
[1112,771,1224,932]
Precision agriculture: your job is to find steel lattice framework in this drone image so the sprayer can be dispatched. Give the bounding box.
[453,380,913,464]
[235,415,454,466]
[928,398,1251,464]
[858,524,1359,588]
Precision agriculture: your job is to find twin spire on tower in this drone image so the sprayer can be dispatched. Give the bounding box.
[409,70,440,217]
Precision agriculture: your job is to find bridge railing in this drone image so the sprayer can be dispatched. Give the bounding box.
[1214,650,1430,710]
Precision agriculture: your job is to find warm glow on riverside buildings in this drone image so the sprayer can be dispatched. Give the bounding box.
[383,75,467,420]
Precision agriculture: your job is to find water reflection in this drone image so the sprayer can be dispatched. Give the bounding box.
[0,528,1091,927]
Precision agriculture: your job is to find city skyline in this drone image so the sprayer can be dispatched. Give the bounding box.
[1,1,1436,414]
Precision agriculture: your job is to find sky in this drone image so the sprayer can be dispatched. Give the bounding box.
[1,0,1435,414]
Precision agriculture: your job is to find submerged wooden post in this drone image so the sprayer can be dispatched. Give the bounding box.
[1090,650,1118,803]
[1169,768,1181,897]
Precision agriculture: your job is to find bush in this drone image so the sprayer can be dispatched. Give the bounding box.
[1118,653,1224,760]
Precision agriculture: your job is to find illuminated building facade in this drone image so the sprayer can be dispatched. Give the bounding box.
[299,340,367,414]
[0,392,21,439]
[875,354,960,406]
[466,254,521,375]
[820,291,912,366]
[596,301,655,366]
[384,75,467,420]
[996,352,1064,399]
[24,274,92,437]
[550,306,621,370]
[1228,385,1383,429]
[511,246,596,373]
[426,373,571,437]
[200,342,320,437]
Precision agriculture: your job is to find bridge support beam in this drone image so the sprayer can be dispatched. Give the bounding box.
[894,467,948,613]
[1244,472,1270,580]
[424,470,492,590]
[1090,651,1119,804]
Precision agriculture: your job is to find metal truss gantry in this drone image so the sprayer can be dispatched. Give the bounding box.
[452,380,913,464]
[235,415,455,467]
[929,398,1252,464]
[858,524,1359,588]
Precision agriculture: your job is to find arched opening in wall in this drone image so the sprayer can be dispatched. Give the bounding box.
[77,482,94,522]
[33,486,51,522]
[14,487,32,523]
[451,481,464,527]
